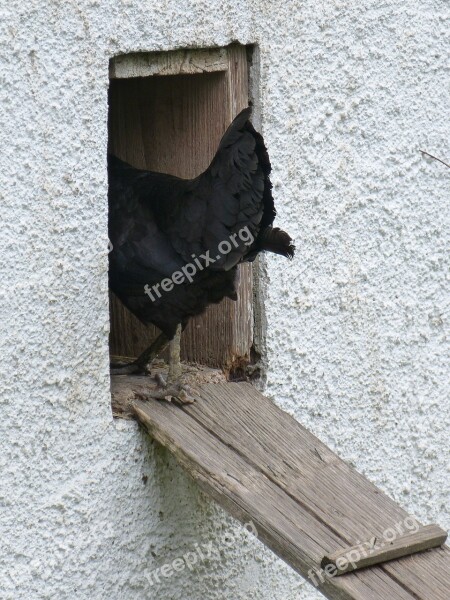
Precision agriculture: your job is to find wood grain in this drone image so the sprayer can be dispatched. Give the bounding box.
[108,45,253,371]
[321,524,447,575]
[110,47,229,78]
[117,379,450,600]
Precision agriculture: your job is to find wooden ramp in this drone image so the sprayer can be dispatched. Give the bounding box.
[115,378,450,600]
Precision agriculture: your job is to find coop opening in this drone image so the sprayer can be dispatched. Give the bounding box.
[107,45,256,378]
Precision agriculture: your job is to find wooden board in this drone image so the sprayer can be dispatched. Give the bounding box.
[109,48,229,78]
[321,524,447,575]
[114,379,450,600]
[108,45,253,372]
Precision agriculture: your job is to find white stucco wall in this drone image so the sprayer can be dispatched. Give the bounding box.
[0,1,448,599]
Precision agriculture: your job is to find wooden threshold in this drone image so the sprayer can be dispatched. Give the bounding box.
[112,376,450,600]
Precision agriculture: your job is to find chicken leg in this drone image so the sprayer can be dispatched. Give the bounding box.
[110,332,169,375]
[150,324,195,404]
[167,324,182,384]
[110,325,183,384]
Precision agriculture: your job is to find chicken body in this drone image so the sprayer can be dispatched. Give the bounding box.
[108,108,294,376]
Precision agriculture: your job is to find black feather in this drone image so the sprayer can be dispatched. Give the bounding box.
[108,107,294,339]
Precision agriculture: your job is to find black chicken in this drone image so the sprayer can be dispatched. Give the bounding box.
[108,107,294,394]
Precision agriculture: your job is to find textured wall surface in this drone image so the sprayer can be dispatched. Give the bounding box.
[0,1,448,599]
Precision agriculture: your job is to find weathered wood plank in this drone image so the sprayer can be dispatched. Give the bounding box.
[132,398,413,600]
[121,379,450,600]
[110,48,229,79]
[322,524,447,575]
[182,383,450,599]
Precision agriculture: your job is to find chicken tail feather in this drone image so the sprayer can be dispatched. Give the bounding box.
[259,227,295,259]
